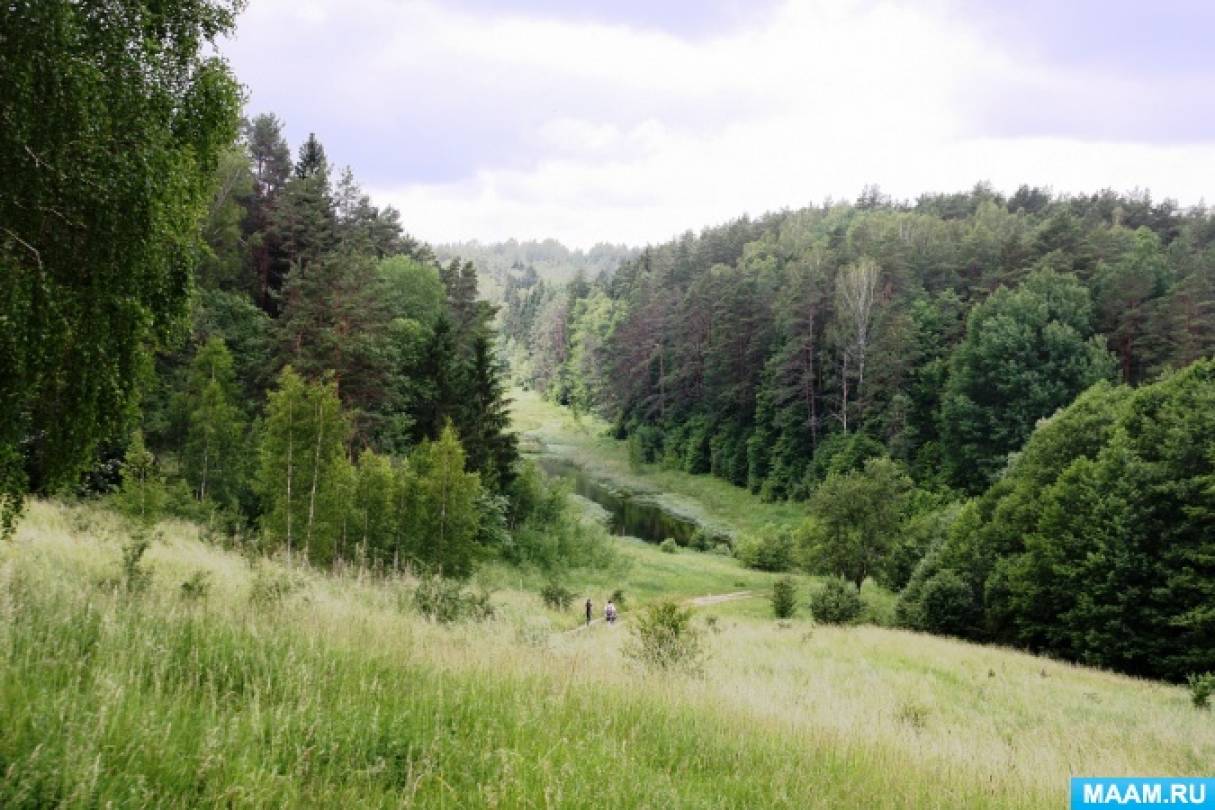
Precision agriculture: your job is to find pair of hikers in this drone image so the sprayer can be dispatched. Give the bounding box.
[584,598,617,626]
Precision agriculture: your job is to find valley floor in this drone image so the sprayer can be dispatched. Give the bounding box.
[2,501,1210,808]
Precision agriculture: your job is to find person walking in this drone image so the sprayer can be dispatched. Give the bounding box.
[585,597,593,626]
[605,600,617,625]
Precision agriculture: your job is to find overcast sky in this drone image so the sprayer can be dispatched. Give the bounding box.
[223,0,1215,248]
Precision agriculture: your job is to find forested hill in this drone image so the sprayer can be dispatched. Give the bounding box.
[436,239,637,302]
[510,185,1214,498]
[506,185,1215,682]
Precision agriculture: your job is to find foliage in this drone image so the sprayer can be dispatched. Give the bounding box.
[414,576,495,623]
[254,368,350,565]
[734,524,796,571]
[406,424,484,579]
[540,581,574,611]
[659,538,678,554]
[0,0,242,533]
[809,578,863,625]
[624,601,704,673]
[904,361,1215,681]
[940,270,1116,490]
[181,337,247,512]
[1189,673,1215,710]
[771,576,797,619]
[112,432,167,526]
[120,535,153,595]
[802,457,911,588]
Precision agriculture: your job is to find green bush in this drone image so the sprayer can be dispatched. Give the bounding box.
[771,576,797,619]
[809,578,862,624]
[919,569,980,635]
[659,538,678,554]
[1189,673,1215,709]
[609,589,627,611]
[624,600,704,672]
[540,581,574,610]
[415,576,495,623]
[735,524,795,572]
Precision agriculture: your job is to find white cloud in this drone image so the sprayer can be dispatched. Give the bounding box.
[228,0,1215,248]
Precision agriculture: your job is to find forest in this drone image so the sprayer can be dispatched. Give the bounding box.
[0,1,604,584]
[505,187,1215,681]
[2,2,1214,806]
[2,0,1212,688]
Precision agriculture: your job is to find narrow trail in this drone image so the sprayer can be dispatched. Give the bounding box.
[686,590,752,607]
[562,590,753,634]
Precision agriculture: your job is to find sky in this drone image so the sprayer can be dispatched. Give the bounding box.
[222,0,1215,248]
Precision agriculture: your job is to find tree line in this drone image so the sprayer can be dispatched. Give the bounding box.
[507,184,1214,681]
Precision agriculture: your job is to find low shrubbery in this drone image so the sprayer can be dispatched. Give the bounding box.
[771,576,797,619]
[809,578,862,624]
[414,576,495,623]
[624,600,704,673]
[540,581,574,610]
[1189,673,1214,709]
[734,524,795,572]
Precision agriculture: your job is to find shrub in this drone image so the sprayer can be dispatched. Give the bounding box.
[415,576,495,623]
[1189,673,1215,709]
[180,570,212,602]
[659,538,678,554]
[120,534,152,594]
[771,576,797,619]
[609,589,627,610]
[735,524,795,572]
[540,581,574,610]
[624,600,704,673]
[919,569,980,635]
[809,577,862,624]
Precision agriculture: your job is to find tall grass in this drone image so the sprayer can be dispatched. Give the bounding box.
[2,501,1211,808]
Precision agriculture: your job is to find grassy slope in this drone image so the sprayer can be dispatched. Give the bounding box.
[510,388,806,537]
[3,501,1212,809]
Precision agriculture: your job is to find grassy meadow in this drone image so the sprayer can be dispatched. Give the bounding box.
[2,500,1212,808]
[510,388,807,538]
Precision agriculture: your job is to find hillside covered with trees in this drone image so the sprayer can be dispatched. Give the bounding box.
[509,186,1215,680]
[0,0,609,582]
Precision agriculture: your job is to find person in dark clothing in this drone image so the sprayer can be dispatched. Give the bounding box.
[585,598,593,626]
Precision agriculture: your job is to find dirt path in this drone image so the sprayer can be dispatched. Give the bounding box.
[686,590,752,607]
[563,590,753,634]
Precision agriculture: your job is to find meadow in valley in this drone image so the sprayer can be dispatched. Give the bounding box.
[2,498,1210,809]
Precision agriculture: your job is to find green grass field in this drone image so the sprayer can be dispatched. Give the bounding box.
[3,500,1211,809]
[510,388,807,537]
